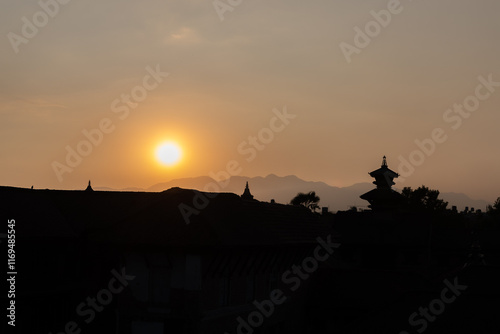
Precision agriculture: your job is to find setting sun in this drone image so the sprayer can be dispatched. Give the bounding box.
[155,141,182,166]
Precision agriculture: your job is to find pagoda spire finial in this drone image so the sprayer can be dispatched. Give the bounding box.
[382,155,387,167]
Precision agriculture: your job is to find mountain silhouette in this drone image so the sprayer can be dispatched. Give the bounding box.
[96,174,490,212]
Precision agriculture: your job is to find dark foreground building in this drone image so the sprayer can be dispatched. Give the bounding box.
[2,181,500,334]
[1,186,334,334]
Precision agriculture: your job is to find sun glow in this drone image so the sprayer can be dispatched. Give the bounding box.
[155,141,182,166]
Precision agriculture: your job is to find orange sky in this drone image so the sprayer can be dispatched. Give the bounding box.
[1,0,499,202]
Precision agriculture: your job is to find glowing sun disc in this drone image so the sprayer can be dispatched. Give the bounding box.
[156,142,182,166]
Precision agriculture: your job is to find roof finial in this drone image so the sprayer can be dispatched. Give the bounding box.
[382,155,387,167]
[85,180,94,192]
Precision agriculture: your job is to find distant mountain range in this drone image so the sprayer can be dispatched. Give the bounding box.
[96,174,491,212]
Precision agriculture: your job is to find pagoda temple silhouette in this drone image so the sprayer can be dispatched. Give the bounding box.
[360,156,404,211]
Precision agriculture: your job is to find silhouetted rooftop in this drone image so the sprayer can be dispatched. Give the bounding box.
[0,186,332,247]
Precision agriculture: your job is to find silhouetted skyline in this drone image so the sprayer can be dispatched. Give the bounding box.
[2,1,500,201]
[3,2,500,333]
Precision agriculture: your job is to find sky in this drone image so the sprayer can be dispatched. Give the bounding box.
[1,0,499,202]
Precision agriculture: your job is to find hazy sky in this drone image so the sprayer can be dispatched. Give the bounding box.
[1,0,499,201]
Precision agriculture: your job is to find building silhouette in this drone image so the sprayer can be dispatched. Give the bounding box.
[360,156,404,211]
[1,159,500,334]
[241,181,254,200]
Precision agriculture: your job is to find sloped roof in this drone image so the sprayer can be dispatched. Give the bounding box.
[360,188,404,201]
[1,186,332,247]
[102,188,332,246]
[368,165,399,178]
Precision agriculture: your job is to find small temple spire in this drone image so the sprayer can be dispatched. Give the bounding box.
[85,180,93,192]
[241,181,254,200]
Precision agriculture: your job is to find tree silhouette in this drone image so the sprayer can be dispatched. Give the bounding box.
[290,191,320,212]
[487,197,500,215]
[401,186,448,213]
